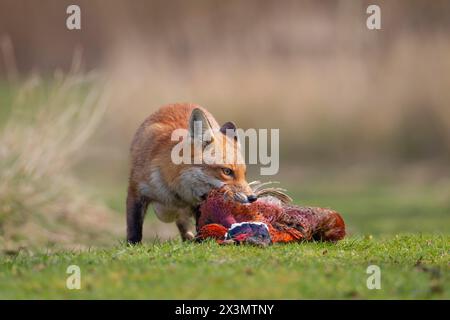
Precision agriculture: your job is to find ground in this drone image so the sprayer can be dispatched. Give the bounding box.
[0,235,448,299]
[1,180,449,299]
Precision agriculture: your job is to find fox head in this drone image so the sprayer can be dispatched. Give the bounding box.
[174,108,257,204]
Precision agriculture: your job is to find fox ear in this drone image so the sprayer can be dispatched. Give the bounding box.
[189,108,214,145]
[220,121,237,136]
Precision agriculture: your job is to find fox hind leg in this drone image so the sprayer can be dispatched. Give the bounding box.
[153,204,195,241]
[126,190,150,244]
[176,209,195,241]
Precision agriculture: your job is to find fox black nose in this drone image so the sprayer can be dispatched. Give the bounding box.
[247,194,258,203]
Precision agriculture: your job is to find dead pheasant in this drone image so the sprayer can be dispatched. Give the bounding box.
[196,182,346,246]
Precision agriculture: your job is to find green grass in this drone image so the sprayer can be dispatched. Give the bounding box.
[15,176,441,300]
[0,235,448,299]
[2,168,449,298]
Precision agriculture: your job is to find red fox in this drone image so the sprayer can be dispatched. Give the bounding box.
[127,103,257,244]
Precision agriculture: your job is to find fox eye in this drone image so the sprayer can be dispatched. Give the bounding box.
[222,168,233,176]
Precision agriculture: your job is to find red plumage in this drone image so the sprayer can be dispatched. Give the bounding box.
[196,187,346,245]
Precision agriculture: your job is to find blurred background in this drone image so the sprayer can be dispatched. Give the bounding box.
[0,0,449,250]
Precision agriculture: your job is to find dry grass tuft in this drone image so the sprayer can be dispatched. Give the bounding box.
[0,71,121,251]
